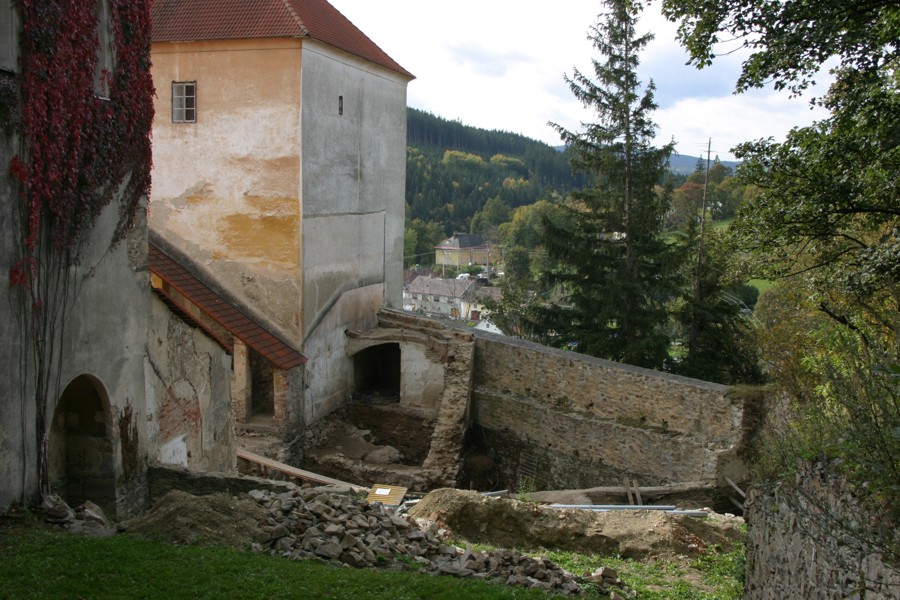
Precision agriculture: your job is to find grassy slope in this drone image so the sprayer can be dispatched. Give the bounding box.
[0,527,564,600]
[0,524,744,599]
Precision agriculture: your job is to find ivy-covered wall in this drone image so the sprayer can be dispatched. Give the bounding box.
[1,0,154,515]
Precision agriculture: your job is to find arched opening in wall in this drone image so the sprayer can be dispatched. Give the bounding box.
[352,343,400,404]
[249,349,275,416]
[48,375,117,514]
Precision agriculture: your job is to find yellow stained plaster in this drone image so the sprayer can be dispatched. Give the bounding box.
[218,212,299,269]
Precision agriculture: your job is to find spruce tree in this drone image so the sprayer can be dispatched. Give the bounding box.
[528,0,679,368]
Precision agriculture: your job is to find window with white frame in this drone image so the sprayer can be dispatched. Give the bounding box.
[172,81,196,123]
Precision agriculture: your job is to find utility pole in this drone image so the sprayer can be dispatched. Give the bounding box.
[689,139,712,358]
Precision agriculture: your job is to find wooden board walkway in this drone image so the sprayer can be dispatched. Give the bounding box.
[236,448,368,493]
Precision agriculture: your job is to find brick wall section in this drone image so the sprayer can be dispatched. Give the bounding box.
[472,333,737,487]
[232,339,251,421]
[745,462,900,599]
[273,370,288,429]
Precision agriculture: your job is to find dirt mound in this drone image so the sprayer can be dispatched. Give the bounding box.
[122,490,268,549]
[408,488,743,559]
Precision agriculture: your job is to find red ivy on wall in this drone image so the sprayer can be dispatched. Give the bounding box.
[10,0,154,285]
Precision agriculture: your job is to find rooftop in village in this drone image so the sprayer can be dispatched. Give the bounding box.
[407,276,476,299]
[435,233,490,250]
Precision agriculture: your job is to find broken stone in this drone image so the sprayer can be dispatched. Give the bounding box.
[315,541,343,559]
[79,501,108,527]
[42,495,76,523]
[364,446,402,464]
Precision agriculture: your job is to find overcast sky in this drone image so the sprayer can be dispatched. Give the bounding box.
[329,0,831,162]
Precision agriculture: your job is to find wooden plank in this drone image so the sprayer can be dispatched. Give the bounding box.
[632,479,643,506]
[236,448,368,492]
[529,481,716,504]
[624,478,635,505]
[724,476,746,498]
[367,484,407,506]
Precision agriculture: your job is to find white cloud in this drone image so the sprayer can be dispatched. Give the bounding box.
[331,0,830,161]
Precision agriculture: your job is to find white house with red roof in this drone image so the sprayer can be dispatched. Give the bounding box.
[149,0,413,432]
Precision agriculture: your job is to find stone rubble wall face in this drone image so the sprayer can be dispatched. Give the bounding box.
[474,389,711,484]
[745,462,900,599]
[472,334,736,486]
[362,311,745,490]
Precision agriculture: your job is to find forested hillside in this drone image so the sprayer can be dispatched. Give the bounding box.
[403,107,750,268]
[405,108,583,237]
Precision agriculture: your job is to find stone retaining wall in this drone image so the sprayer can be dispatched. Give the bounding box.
[745,462,900,599]
[472,332,744,490]
[147,464,299,504]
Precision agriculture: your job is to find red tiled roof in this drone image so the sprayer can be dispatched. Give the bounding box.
[151,0,413,79]
[149,240,306,370]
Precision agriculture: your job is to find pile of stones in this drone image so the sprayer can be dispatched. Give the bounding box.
[41,494,115,536]
[246,487,634,597]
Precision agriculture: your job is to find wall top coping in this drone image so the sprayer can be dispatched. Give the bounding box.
[472,328,730,393]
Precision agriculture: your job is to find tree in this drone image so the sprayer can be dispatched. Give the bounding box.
[661,0,899,323]
[659,0,898,95]
[672,224,762,384]
[527,0,679,368]
[470,196,511,237]
[404,218,444,267]
[660,0,900,552]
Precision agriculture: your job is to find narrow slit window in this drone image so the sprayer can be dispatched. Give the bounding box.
[172,81,196,123]
[338,95,343,115]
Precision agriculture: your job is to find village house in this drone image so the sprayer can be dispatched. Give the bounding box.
[434,233,494,270]
[460,284,502,324]
[404,276,475,319]
[148,0,413,434]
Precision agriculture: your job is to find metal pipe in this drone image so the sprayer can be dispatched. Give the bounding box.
[549,504,677,510]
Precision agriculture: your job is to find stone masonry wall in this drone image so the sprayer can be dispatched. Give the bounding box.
[347,309,475,488]
[745,461,900,599]
[147,295,236,473]
[472,332,740,489]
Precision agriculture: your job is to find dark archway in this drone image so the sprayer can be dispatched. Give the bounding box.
[352,343,401,402]
[48,375,116,514]
[249,349,275,415]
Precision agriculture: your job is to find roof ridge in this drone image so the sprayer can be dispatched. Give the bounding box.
[278,0,309,37]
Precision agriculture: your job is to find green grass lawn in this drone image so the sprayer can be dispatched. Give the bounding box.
[0,528,564,600]
[1,521,744,599]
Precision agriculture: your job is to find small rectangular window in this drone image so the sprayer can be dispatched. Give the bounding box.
[172,81,196,123]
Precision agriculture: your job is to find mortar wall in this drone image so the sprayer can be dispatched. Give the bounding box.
[745,462,900,599]
[472,332,737,487]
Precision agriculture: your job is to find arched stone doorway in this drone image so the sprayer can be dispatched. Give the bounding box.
[352,343,401,403]
[48,375,117,514]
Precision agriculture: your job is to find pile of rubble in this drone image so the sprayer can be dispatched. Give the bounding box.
[244,487,628,596]
[41,494,115,536]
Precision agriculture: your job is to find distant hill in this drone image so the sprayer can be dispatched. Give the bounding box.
[404,108,740,234]
[553,144,739,176]
[405,109,586,234]
[407,108,578,191]
[667,153,740,175]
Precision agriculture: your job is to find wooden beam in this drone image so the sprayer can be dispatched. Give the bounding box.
[724,476,746,498]
[236,448,368,493]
